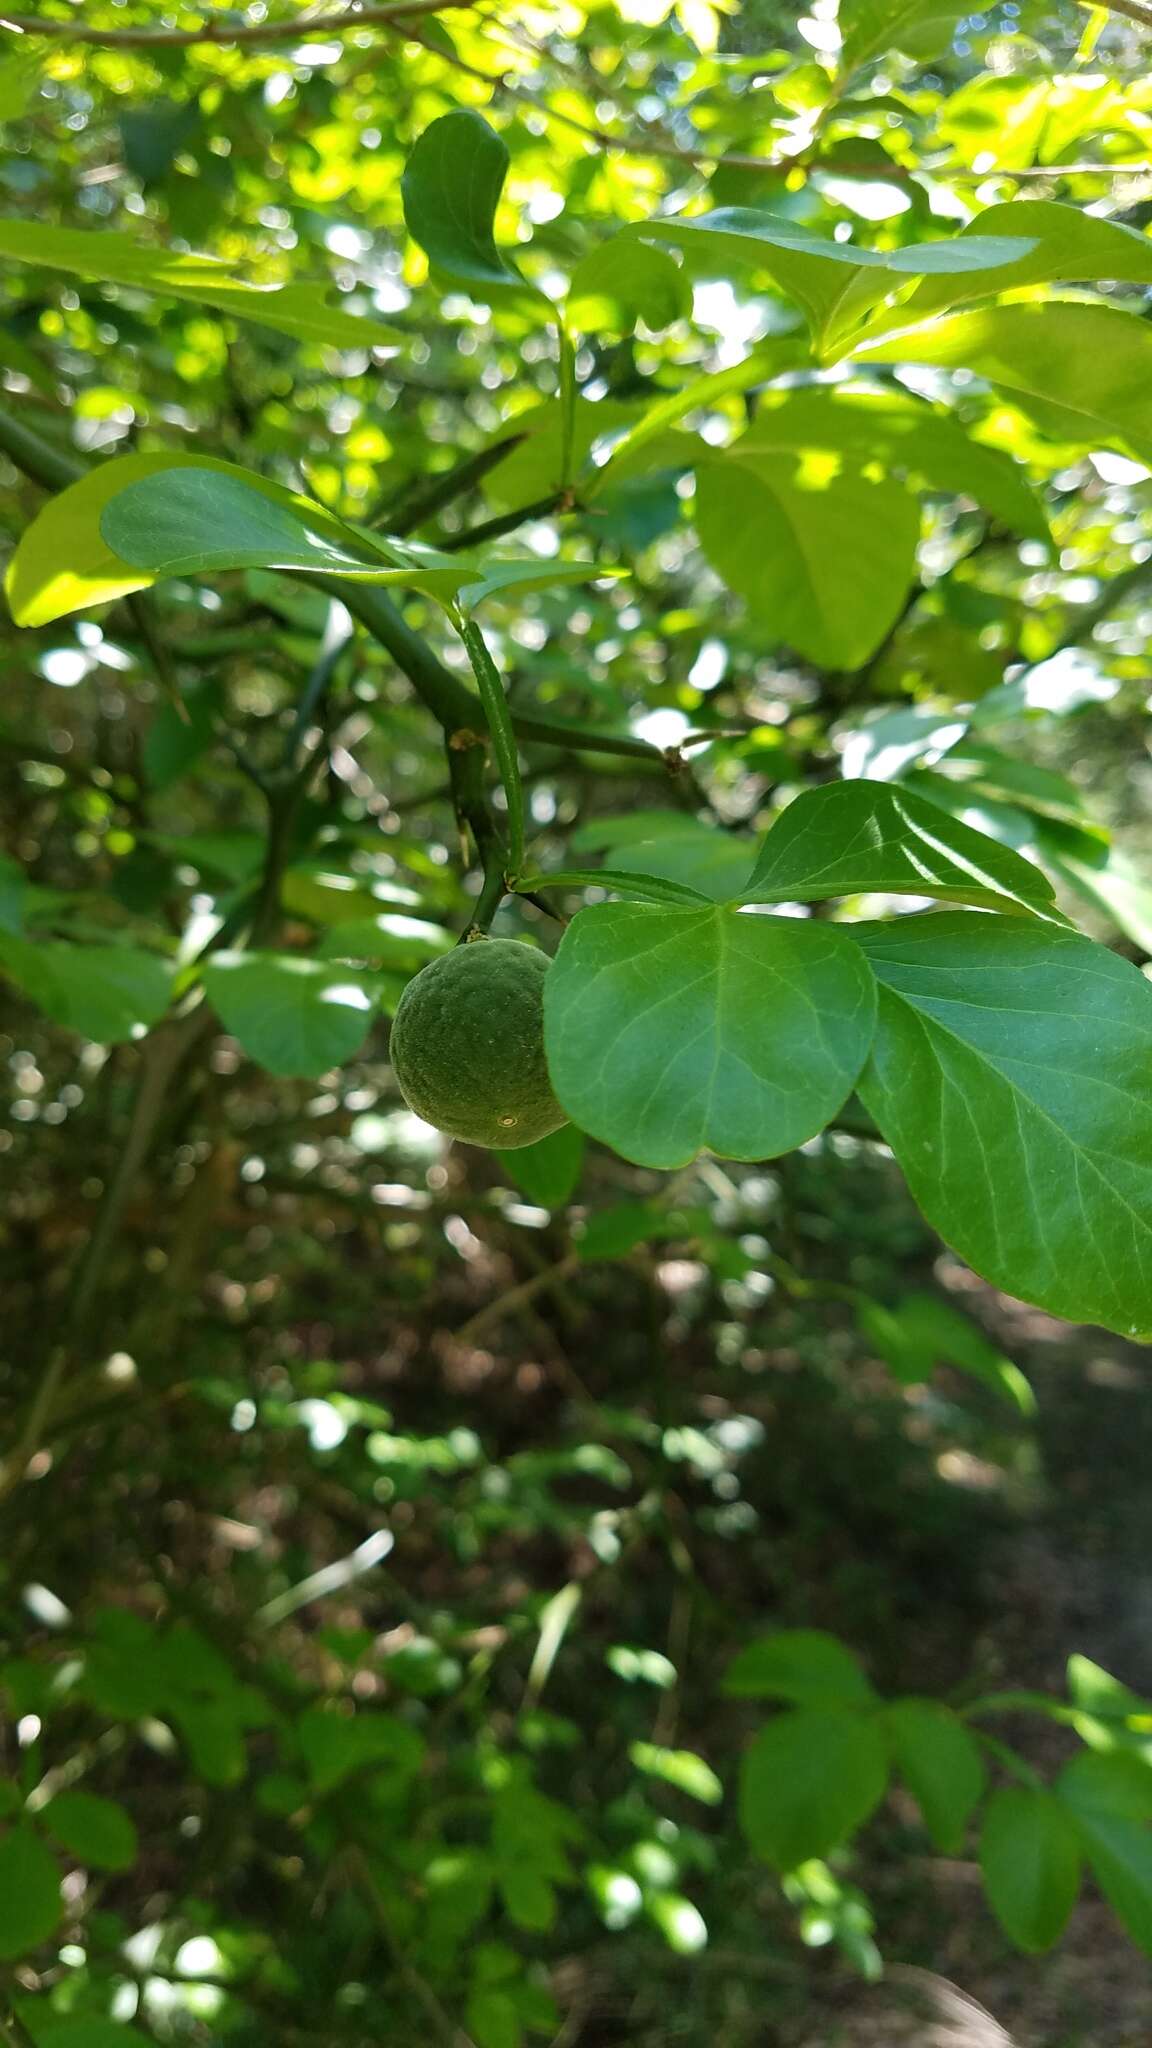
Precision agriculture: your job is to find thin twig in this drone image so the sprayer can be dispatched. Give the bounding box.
[0,1998,38,2048]
[372,432,527,533]
[0,1,468,50]
[399,19,1152,180]
[0,1005,211,1503]
[287,599,352,764]
[441,492,565,553]
[452,1256,580,1347]
[347,1849,475,2048]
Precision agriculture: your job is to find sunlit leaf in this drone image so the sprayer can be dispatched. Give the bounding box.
[401,109,543,303]
[857,302,1152,463]
[745,781,1060,918]
[839,0,970,71]
[695,450,920,668]
[0,218,396,347]
[568,238,690,333]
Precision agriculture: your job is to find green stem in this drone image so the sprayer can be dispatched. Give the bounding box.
[347,1848,474,2048]
[456,611,525,881]
[557,317,578,490]
[441,492,564,552]
[319,581,479,732]
[0,403,81,489]
[372,430,527,533]
[513,711,662,761]
[287,599,350,765]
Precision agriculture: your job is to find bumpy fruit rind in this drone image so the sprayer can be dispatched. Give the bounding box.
[389,937,568,1149]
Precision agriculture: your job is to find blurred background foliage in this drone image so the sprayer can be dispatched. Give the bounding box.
[2,0,1152,2042]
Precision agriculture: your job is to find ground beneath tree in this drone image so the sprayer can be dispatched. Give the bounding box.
[801,1278,1152,2048]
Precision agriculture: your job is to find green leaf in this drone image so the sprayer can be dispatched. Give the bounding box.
[1041,837,1152,961]
[0,933,172,1044]
[980,1787,1081,1952]
[857,914,1152,1338]
[746,782,1060,919]
[1057,1752,1152,1950]
[496,1124,585,1207]
[1061,1748,1152,1816]
[1066,1656,1152,1725]
[576,1200,697,1261]
[741,386,1048,539]
[8,450,207,626]
[39,1791,137,1872]
[401,109,540,302]
[466,1988,522,2048]
[629,1742,723,1805]
[839,0,969,70]
[314,913,454,971]
[0,1826,62,1959]
[884,1700,986,1853]
[587,342,805,497]
[517,867,714,908]
[856,303,1152,465]
[891,200,1152,331]
[725,1630,876,1708]
[630,210,1032,349]
[483,395,639,507]
[100,466,396,582]
[544,904,877,1170]
[860,1292,1036,1416]
[143,678,222,791]
[926,744,1093,832]
[297,1708,425,1794]
[695,450,920,669]
[603,822,758,904]
[568,238,690,334]
[7,451,383,627]
[9,456,602,632]
[840,705,970,784]
[0,218,397,347]
[740,1708,889,1869]
[201,953,378,1078]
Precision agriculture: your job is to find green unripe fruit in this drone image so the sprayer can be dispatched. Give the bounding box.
[389,937,568,1150]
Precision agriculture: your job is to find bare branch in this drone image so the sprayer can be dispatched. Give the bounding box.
[0,0,467,51]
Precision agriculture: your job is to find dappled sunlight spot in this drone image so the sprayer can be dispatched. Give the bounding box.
[317,980,372,1013]
[794,447,846,491]
[632,707,690,749]
[38,647,92,687]
[589,1866,643,1928]
[175,1934,224,1978]
[293,1397,349,1452]
[936,1449,1006,1491]
[352,1109,442,1159]
[22,1583,71,1628]
[1018,648,1119,712]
